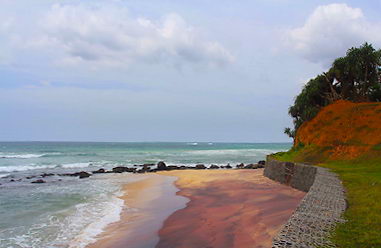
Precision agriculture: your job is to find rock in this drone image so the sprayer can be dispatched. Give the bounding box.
[257,164,265,168]
[225,164,232,169]
[10,179,15,182]
[41,173,55,177]
[157,161,167,170]
[26,176,36,179]
[209,164,220,169]
[112,167,135,173]
[77,171,91,179]
[258,160,266,166]
[195,164,206,169]
[244,164,259,169]
[236,163,245,168]
[92,168,106,174]
[167,165,180,170]
[145,163,155,167]
[31,179,46,184]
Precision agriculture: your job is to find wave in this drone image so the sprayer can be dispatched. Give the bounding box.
[0,153,47,159]
[0,164,57,173]
[0,173,10,178]
[0,162,100,172]
[61,163,93,169]
[187,148,283,155]
[187,142,198,146]
[68,191,124,248]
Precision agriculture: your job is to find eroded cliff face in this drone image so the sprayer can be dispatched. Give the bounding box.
[295,100,381,160]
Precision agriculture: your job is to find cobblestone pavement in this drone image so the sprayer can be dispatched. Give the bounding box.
[272,167,347,248]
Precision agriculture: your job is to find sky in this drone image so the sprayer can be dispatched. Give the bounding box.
[0,0,381,142]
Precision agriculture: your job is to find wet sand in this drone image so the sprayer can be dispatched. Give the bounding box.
[88,169,305,248]
[87,174,188,248]
[156,169,305,248]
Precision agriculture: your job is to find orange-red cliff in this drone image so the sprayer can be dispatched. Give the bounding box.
[295,100,381,160]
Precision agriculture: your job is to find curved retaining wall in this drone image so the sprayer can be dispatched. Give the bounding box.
[264,157,347,248]
[264,158,317,192]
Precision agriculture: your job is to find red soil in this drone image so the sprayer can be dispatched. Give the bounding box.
[296,100,381,159]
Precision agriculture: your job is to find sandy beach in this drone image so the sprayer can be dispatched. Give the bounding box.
[87,174,188,248]
[87,169,305,248]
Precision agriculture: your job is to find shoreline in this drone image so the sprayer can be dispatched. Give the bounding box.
[86,174,188,248]
[88,169,305,248]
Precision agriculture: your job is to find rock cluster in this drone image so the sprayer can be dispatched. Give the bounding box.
[1,160,266,184]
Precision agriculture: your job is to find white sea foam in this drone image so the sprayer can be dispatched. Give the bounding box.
[68,191,124,248]
[187,142,198,146]
[0,164,57,172]
[187,148,281,155]
[0,173,10,178]
[61,162,92,169]
[0,153,46,159]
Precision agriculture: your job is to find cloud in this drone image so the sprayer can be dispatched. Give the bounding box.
[30,3,234,68]
[286,3,381,65]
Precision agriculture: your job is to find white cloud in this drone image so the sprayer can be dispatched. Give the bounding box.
[30,3,234,68]
[286,3,381,65]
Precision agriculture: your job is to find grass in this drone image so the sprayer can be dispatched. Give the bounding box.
[274,149,381,248]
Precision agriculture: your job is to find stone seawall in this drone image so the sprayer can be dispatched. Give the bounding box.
[264,157,316,192]
[264,157,347,248]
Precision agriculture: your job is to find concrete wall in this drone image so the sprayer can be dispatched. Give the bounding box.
[264,157,317,192]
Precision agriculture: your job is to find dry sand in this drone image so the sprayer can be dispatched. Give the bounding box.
[87,169,305,248]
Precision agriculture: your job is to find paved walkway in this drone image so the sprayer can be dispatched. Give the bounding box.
[272,167,347,248]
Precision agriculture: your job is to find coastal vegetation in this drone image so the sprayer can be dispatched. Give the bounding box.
[278,43,381,247]
[276,100,381,247]
[285,43,381,139]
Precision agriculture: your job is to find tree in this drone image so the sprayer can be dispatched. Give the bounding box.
[285,43,381,139]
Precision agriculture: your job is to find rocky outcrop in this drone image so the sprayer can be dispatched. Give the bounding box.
[195,164,206,169]
[157,161,167,170]
[31,179,46,184]
[112,167,136,173]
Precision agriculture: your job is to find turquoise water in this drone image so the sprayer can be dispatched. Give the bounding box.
[0,142,290,248]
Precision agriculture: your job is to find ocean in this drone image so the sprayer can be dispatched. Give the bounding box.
[0,142,290,248]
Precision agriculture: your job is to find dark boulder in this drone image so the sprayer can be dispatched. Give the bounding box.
[258,160,266,166]
[167,165,180,170]
[77,171,91,179]
[244,164,259,169]
[236,163,245,168]
[135,165,151,173]
[195,164,206,169]
[157,161,167,171]
[209,164,220,169]
[112,167,135,173]
[225,164,232,169]
[41,173,55,177]
[92,168,106,174]
[31,179,46,184]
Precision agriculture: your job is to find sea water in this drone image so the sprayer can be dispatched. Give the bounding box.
[0,142,290,248]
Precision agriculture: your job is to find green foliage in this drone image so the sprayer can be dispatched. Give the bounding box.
[283,127,295,139]
[275,150,381,248]
[285,43,381,136]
